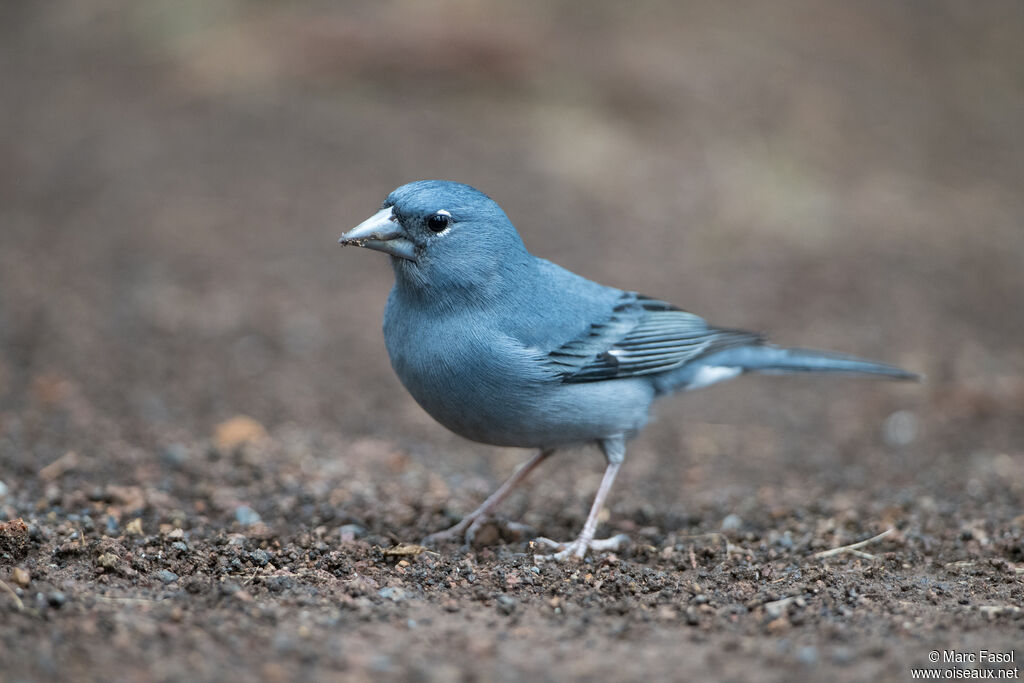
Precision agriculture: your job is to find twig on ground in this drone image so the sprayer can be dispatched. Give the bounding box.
[39,450,79,481]
[812,528,895,560]
[91,595,158,605]
[382,544,438,557]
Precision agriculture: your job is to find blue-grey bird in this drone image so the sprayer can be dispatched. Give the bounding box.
[339,180,917,560]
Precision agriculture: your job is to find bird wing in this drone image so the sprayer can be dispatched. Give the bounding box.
[545,293,763,383]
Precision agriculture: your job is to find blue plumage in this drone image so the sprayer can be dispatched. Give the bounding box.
[339,180,917,559]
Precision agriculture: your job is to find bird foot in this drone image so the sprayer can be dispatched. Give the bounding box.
[532,533,631,561]
[423,517,534,547]
[421,518,473,546]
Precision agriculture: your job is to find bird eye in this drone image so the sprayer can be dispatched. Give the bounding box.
[426,212,451,233]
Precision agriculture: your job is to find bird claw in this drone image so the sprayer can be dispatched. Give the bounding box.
[532,533,630,561]
[465,515,490,544]
[423,517,535,547]
[421,519,472,547]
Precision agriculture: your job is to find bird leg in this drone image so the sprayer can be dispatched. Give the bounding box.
[534,436,630,561]
[422,448,555,546]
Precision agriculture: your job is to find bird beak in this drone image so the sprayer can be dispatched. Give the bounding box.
[338,206,417,261]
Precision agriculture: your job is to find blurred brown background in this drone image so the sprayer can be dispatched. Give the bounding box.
[1,1,1023,681]
[3,0,1022,491]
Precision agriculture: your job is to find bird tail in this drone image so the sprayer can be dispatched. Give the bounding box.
[700,345,920,381]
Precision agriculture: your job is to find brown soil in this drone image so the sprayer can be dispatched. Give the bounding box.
[2,2,1023,681]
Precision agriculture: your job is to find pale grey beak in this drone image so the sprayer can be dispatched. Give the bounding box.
[338,206,417,260]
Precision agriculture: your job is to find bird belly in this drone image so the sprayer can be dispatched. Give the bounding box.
[424,382,653,448]
[388,339,654,448]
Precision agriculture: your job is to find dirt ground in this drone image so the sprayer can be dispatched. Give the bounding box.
[2,2,1024,681]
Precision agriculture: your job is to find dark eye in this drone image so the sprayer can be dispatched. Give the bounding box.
[426,213,451,233]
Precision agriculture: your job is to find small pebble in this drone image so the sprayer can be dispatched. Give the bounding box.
[0,480,8,499]
[234,506,262,526]
[378,587,407,602]
[171,541,189,552]
[47,591,67,608]
[883,410,917,446]
[497,595,516,615]
[219,581,242,596]
[796,645,819,665]
[97,553,119,569]
[157,569,179,584]
[337,523,366,539]
[721,514,743,531]
[249,549,269,567]
[11,567,30,587]
[161,443,189,466]
[265,576,293,593]
[764,597,794,619]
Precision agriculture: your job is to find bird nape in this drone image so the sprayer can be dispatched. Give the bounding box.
[339,180,918,561]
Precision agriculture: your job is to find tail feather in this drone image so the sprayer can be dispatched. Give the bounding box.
[700,345,920,381]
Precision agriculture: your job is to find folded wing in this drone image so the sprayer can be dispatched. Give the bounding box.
[546,293,763,383]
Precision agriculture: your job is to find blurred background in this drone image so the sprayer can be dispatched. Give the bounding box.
[3,0,1021,489]
[2,1,1024,680]
[2,0,1024,528]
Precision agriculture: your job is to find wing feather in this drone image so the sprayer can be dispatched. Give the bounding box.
[546,293,763,383]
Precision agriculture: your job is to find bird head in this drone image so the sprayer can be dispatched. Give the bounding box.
[339,180,529,294]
